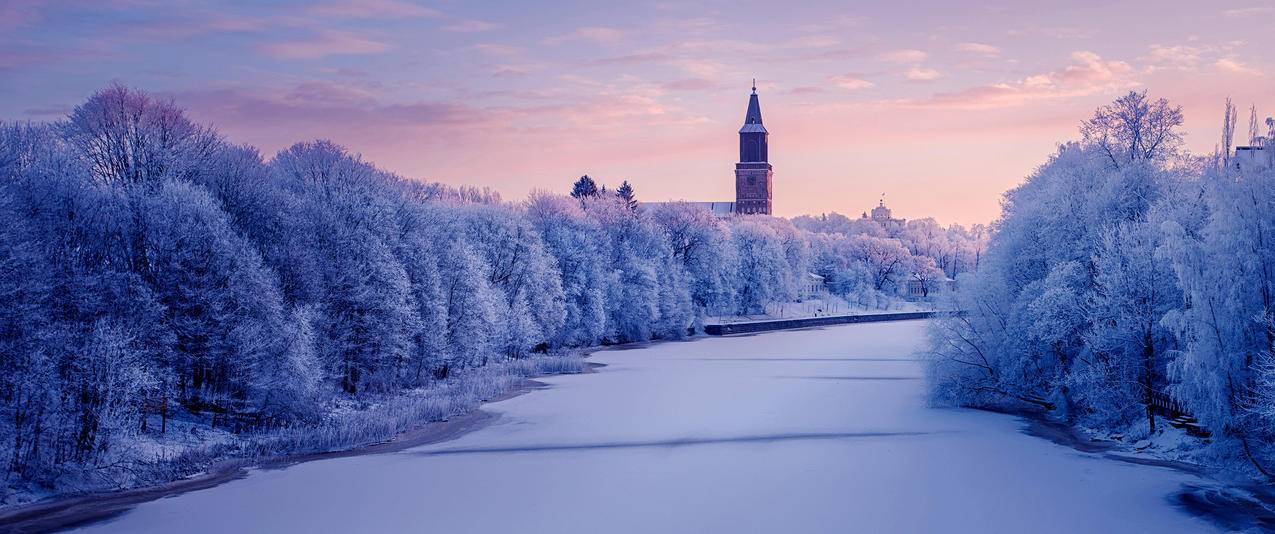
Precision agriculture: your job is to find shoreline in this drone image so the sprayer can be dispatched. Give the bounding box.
[998,407,1275,531]
[0,378,551,533]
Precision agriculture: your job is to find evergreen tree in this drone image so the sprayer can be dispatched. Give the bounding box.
[616,180,638,210]
[569,175,598,199]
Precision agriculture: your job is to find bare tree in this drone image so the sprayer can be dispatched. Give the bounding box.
[62,83,219,188]
[1080,90,1184,169]
[1249,104,1261,146]
[1221,97,1238,170]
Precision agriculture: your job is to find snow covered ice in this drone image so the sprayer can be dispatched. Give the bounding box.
[74,321,1215,533]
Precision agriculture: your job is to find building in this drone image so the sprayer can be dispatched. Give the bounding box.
[639,82,773,217]
[861,198,906,229]
[1234,142,1270,175]
[734,81,773,215]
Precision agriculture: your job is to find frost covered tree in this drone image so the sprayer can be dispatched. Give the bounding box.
[525,192,608,347]
[929,91,1184,426]
[647,202,736,319]
[1080,90,1184,169]
[729,220,788,314]
[62,83,218,188]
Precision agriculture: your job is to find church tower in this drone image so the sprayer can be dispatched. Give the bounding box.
[735,81,773,215]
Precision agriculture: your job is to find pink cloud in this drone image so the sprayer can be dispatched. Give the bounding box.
[905,67,941,82]
[444,19,502,33]
[1215,57,1262,76]
[830,74,875,90]
[956,42,1000,56]
[307,0,440,19]
[261,30,390,59]
[1144,44,1203,70]
[878,49,927,63]
[918,51,1136,109]
[546,26,624,46]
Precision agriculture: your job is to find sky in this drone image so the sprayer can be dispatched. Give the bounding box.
[2,0,1273,226]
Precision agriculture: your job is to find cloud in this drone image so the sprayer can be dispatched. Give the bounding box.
[491,64,538,77]
[261,30,391,59]
[443,19,502,33]
[878,49,927,63]
[1144,44,1202,70]
[308,0,441,19]
[173,83,489,137]
[1221,6,1273,16]
[1215,57,1262,75]
[829,74,875,90]
[905,67,941,82]
[546,26,624,45]
[470,43,524,57]
[916,51,1135,109]
[661,78,719,92]
[784,35,839,49]
[23,104,72,117]
[591,52,674,66]
[788,86,823,95]
[956,42,999,56]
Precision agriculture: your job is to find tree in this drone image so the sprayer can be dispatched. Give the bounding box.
[729,220,788,314]
[62,83,219,188]
[1083,221,1178,433]
[616,180,638,210]
[848,235,910,292]
[1221,97,1239,170]
[909,257,946,298]
[1249,104,1261,146]
[1080,90,1184,169]
[525,192,608,347]
[648,202,736,318]
[570,175,599,199]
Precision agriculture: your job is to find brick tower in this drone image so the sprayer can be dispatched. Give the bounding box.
[735,80,772,215]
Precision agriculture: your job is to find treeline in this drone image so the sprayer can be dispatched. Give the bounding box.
[928,91,1275,473]
[0,84,981,496]
[793,212,986,302]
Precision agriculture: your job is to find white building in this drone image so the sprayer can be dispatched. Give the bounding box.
[1234,142,1270,175]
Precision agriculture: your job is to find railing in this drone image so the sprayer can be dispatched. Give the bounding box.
[1149,389,1210,437]
[1149,389,1189,419]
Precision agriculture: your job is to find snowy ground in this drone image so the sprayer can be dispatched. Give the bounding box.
[74,321,1217,533]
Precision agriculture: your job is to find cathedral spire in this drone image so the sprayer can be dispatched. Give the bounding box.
[740,82,765,132]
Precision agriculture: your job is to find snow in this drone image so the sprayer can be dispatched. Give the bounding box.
[75,321,1216,533]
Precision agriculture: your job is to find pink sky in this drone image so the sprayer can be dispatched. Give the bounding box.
[2,0,1273,225]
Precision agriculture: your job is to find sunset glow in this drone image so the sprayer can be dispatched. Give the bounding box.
[3,0,1273,225]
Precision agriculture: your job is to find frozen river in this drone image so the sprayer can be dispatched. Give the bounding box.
[78,320,1216,533]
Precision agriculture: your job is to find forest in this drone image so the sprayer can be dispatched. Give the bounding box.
[928,91,1275,476]
[0,84,981,503]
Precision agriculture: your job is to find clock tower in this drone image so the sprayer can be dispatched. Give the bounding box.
[735,81,772,215]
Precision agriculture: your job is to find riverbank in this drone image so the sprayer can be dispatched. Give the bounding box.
[0,356,588,533]
[998,407,1275,531]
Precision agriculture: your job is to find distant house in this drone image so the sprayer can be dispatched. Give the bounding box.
[907,276,955,298]
[800,272,826,300]
[1234,143,1270,175]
